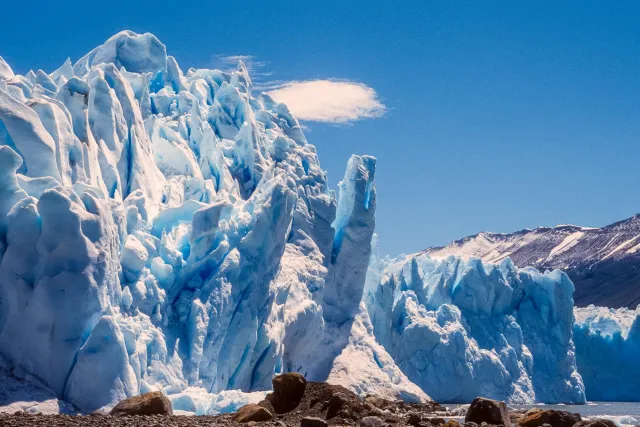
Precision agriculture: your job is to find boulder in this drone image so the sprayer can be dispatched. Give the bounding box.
[573,420,616,427]
[407,412,422,426]
[270,372,307,413]
[109,391,173,416]
[359,416,385,427]
[517,410,581,427]
[509,410,528,425]
[233,404,273,423]
[301,416,329,427]
[326,392,347,418]
[365,395,393,410]
[464,397,511,427]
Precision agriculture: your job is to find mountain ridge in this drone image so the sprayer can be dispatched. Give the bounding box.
[424,213,640,308]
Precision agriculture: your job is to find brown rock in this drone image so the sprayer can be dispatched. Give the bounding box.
[359,416,385,427]
[270,372,307,413]
[573,420,616,427]
[465,397,511,427]
[407,412,422,426]
[366,405,384,417]
[109,391,173,416]
[365,395,393,410]
[301,416,329,427]
[517,410,581,427]
[233,404,274,423]
[326,392,347,419]
[444,421,462,427]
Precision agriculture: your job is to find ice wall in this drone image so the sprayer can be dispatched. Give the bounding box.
[574,305,640,401]
[363,247,586,404]
[0,31,422,412]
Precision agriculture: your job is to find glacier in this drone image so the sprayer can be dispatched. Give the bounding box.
[0,31,421,413]
[363,240,585,404]
[0,30,609,414]
[574,305,640,401]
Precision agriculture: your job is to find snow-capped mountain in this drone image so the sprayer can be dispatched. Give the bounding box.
[425,214,640,308]
[1,30,630,412]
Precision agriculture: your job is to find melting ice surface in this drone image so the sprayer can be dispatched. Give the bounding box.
[0,30,621,414]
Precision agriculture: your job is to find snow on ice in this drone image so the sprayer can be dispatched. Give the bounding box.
[0,30,613,413]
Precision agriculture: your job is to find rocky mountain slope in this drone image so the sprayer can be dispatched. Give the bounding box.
[425,215,640,308]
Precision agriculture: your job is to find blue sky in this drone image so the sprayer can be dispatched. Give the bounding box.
[1,1,639,256]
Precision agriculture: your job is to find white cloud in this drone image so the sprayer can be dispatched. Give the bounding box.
[266,80,386,123]
[211,54,271,78]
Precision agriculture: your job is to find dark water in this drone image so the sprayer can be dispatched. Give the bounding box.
[446,402,640,426]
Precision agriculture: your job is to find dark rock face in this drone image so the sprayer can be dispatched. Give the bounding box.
[301,416,329,427]
[269,372,307,413]
[517,410,581,427]
[109,391,173,416]
[257,378,445,426]
[232,404,273,423]
[464,397,511,427]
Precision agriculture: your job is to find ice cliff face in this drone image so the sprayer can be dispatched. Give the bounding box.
[574,305,640,401]
[0,30,591,412]
[0,31,422,412]
[363,242,586,404]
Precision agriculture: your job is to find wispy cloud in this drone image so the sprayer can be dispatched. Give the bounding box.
[211,55,386,123]
[266,80,386,123]
[211,54,271,79]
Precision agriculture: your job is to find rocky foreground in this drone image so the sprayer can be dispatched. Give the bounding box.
[0,373,627,427]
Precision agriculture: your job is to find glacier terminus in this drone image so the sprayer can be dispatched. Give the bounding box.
[0,31,632,414]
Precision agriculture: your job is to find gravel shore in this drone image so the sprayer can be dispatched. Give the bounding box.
[0,412,244,427]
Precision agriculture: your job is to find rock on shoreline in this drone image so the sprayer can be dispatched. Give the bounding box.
[0,374,626,427]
